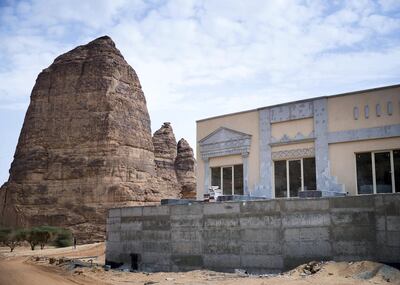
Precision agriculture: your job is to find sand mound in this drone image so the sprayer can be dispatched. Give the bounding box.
[291,260,400,283]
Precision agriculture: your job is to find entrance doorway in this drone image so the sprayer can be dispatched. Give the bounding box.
[274,157,316,198]
[289,160,302,197]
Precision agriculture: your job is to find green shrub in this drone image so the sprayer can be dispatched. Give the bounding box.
[0,227,24,252]
[52,228,73,248]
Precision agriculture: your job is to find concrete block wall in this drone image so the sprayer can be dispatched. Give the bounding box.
[106,193,400,273]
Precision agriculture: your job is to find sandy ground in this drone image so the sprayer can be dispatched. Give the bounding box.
[0,243,399,285]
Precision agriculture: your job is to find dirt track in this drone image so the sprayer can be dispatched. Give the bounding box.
[0,243,106,285]
[0,243,399,285]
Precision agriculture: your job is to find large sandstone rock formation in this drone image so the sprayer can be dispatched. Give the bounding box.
[153,122,178,180]
[0,36,196,241]
[175,139,196,199]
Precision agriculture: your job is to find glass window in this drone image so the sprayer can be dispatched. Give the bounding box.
[374,152,392,193]
[222,167,233,195]
[303,157,316,190]
[289,160,302,197]
[394,150,400,193]
[234,165,243,195]
[356,153,373,194]
[274,160,287,198]
[210,164,244,195]
[211,167,221,189]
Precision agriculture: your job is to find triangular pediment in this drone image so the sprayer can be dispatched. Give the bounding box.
[199,127,251,145]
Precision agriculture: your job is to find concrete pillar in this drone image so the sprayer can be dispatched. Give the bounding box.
[242,152,249,195]
[258,108,273,198]
[203,157,210,194]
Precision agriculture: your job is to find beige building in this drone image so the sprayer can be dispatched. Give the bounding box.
[196,85,400,199]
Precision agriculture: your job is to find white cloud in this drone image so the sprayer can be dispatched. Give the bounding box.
[0,0,400,184]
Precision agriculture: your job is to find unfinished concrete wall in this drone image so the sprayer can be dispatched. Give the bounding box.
[106,194,400,273]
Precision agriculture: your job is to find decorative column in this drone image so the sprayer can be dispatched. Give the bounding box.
[242,152,249,195]
[203,157,210,194]
[258,108,273,198]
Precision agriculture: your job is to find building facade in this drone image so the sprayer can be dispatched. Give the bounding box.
[196,85,400,199]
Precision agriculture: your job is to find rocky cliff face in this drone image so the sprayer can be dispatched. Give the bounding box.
[0,36,196,241]
[152,123,197,199]
[175,139,197,199]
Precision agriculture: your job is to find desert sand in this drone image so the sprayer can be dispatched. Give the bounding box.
[0,243,399,285]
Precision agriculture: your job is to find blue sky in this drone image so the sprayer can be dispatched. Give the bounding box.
[0,0,399,184]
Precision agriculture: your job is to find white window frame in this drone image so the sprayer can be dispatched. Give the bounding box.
[209,164,243,195]
[355,149,397,195]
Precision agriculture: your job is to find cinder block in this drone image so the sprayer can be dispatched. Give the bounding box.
[203,254,240,268]
[284,227,329,242]
[202,228,241,241]
[241,229,280,242]
[376,231,387,245]
[106,241,123,254]
[108,231,121,242]
[332,226,375,241]
[171,265,201,272]
[204,202,240,215]
[171,255,203,267]
[333,241,375,257]
[170,204,203,216]
[376,216,386,231]
[170,215,203,228]
[122,241,143,253]
[386,232,400,247]
[118,252,132,264]
[141,253,171,265]
[204,216,239,227]
[382,194,400,215]
[109,208,121,218]
[241,255,283,269]
[282,213,330,227]
[143,205,170,216]
[143,241,171,253]
[120,220,142,231]
[204,240,240,254]
[240,200,280,214]
[142,217,170,230]
[107,217,121,224]
[330,195,374,209]
[171,241,202,255]
[284,240,331,257]
[283,199,329,212]
[376,246,400,262]
[121,206,143,217]
[239,215,281,229]
[120,230,142,241]
[331,212,375,226]
[142,230,171,241]
[241,241,281,255]
[387,216,400,231]
[106,221,121,233]
[141,263,170,272]
[171,229,201,241]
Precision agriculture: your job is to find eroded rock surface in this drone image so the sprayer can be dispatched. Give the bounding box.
[0,36,196,241]
[175,139,196,199]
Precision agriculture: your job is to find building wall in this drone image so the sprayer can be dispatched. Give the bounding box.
[271,117,314,139]
[329,137,400,195]
[196,85,400,198]
[106,194,400,273]
[271,142,315,153]
[328,87,400,133]
[196,110,259,199]
[209,155,242,167]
